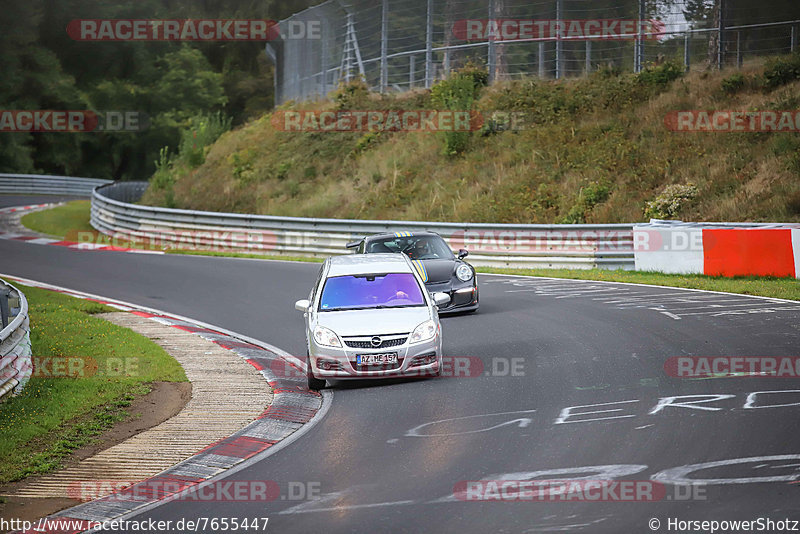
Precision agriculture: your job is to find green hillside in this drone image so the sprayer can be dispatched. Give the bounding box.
[142,54,800,224]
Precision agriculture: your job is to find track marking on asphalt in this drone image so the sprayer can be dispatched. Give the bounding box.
[403,409,538,438]
[483,276,800,321]
[277,455,800,516]
[388,390,800,442]
[522,518,608,532]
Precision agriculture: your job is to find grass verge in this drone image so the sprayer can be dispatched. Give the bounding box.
[19,201,326,262]
[20,201,800,301]
[0,282,187,484]
[20,201,94,238]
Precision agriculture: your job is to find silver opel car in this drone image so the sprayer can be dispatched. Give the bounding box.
[294,253,449,390]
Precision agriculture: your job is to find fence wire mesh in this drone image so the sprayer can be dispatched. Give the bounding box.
[270,0,800,104]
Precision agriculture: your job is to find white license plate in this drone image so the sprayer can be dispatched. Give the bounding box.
[357,353,398,365]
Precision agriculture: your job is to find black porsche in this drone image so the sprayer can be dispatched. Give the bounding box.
[346,231,479,314]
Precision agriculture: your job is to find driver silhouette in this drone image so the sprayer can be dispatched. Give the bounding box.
[409,238,430,259]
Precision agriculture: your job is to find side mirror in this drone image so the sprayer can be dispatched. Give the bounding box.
[457,249,469,259]
[346,240,361,250]
[295,299,310,312]
[432,292,450,307]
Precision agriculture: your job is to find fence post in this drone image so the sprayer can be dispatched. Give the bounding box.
[321,18,329,97]
[0,288,9,329]
[488,0,496,83]
[684,31,691,72]
[717,0,725,69]
[736,31,742,68]
[792,25,797,52]
[343,13,353,82]
[538,41,545,78]
[425,0,433,88]
[585,40,592,74]
[555,0,563,79]
[635,0,645,73]
[380,0,388,91]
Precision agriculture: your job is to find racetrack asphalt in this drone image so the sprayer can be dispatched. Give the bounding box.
[2,201,800,533]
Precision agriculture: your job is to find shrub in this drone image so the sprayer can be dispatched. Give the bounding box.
[431,71,481,156]
[644,183,699,219]
[721,72,746,94]
[150,147,176,208]
[455,61,490,90]
[332,79,370,110]
[178,112,232,168]
[787,191,800,215]
[763,51,800,89]
[350,132,381,156]
[636,60,684,88]
[559,181,611,223]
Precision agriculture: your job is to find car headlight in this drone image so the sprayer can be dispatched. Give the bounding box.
[409,320,437,344]
[313,326,342,347]
[456,263,473,282]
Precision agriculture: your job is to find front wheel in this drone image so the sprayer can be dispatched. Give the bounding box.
[306,354,326,391]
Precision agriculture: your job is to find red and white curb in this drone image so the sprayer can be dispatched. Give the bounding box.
[0,204,163,255]
[2,274,329,534]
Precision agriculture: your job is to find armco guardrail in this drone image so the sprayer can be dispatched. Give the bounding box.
[0,278,32,401]
[0,173,112,197]
[92,181,634,269]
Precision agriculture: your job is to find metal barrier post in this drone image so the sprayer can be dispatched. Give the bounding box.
[0,289,9,329]
[737,31,742,68]
[684,31,691,72]
[555,0,563,79]
[585,40,592,74]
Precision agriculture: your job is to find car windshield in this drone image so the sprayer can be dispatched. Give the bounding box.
[366,235,454,260]
[319,273,425,311]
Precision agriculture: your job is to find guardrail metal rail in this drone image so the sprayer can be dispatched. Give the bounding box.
[91,181,634,269]
[0,279,32,401]
[0,173,112,197]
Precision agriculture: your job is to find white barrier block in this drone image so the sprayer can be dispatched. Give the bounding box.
[633,226,704,274]
[792,229,800,279]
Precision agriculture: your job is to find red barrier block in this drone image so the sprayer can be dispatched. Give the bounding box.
[703,229,796,277]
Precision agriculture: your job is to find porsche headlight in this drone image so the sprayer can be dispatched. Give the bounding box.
[456,263,473,282]
[313,325,342,347]
[409,320,437,344]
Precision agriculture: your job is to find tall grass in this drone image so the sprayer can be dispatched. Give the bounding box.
[143,55,800,224]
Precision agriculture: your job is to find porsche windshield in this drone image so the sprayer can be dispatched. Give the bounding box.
[319,273,425,311]
[366,235,454,260]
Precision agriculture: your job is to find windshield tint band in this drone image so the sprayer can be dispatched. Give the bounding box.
[319,272,425,310]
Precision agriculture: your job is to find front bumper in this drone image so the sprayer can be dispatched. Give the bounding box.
[309,335,442,380]
[426,281,479,314]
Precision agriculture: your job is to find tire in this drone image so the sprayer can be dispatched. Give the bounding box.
[306,353,326,391]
